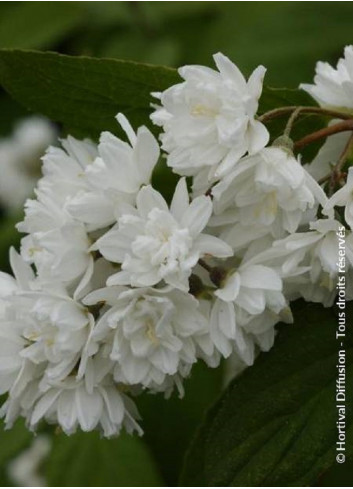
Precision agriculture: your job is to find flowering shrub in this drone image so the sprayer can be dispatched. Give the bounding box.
[0,47,352,464]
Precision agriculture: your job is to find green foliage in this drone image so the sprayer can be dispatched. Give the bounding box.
[0,3,84,50]
[139,361,224,486]
[45,430,162,486]
[180,301,353,486]
[0,49,179,140]
[188,2,353,86]
[0,49,326,150]
[0,419,34,485]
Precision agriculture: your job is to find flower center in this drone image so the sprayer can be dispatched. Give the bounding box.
[191,104,218,118]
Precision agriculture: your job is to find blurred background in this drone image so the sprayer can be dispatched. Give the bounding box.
[0,2,353,486]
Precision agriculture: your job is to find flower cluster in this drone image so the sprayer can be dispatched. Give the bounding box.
[1,49,353,437]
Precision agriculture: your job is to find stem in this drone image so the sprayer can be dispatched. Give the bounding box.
[284,107,303,137]
[198,259,227,287]
[317,172,332,185]
[294,119,353,150]
[258,106,353,123]
[328,132,353,196]
[198,259,212,273]
[334,131,353,174]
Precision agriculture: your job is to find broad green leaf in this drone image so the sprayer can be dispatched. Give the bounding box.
[46,430,163,487]
[0,49,179,140]
[0,49,327,155]
[181,301,353,486]
[0,3,84,50]
[139,361,224,486]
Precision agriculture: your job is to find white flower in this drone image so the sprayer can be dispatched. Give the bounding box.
[16,133,99,287]
[0,251,141,437]
[301,45,353,109]
[95,178,232,291]
[83,286,214,390]
[0,251,95,400]
[66,114,160,231]
[7,435,51,487]
[151,52,269,183]
[38,134,98,207]
[211,147,327,239]
[0,117,57,212]
[18,191,93,287]
[0,249,37,396]
[1,375,141,438]
[31,377,141,437]
[249,219,353,306]
[211,263,291,364]
[11,292,92,383]
[323,167,353,229]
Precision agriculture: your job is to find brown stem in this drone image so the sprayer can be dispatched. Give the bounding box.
[317,172,332,185]
[334,131,353,174]
[258,106,353,123]
[284,107,303,137]
[328,132,353,196]
[198,259,212,273]
[294,120,353,150]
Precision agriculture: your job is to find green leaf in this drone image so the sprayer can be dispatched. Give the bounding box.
[139,361,224,486]
[0,3,84,50]
[0,49,179,140]
[46,430,163,487]
[0,49,326,159]
[181,301,353,486]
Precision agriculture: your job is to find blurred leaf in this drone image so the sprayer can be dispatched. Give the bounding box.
[81,2,132,27]
[0,2,84,50]
[102,33,180,67]
[142,1,218,24]
[46,430,163,487]
[191,3,353,86]
[0,49,179,140]
[139,361,224,486]
[0,418,34,485]
[0,419,33,464]
[181,301,353,486]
